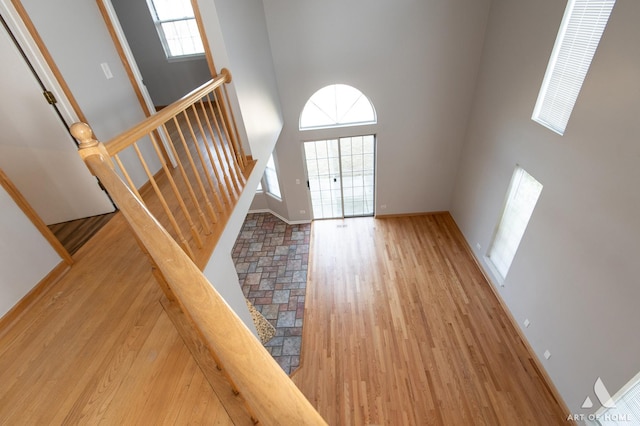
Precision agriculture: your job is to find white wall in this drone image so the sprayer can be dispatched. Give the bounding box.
[197,0,283,162]
[21,0,161,189]
[110,0,211,107]
[3,0,281,328]
[0,186,61,317]
[195,0,284,331]
[262,0,492,221]
[0,8,114,224]
[450,0,640,417]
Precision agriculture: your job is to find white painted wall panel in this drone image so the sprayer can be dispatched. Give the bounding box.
[451,0,640,416]
[262,0,492,220]
[0,186,60,317]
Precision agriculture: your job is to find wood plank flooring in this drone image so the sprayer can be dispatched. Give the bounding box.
[292,213,567,425]
[48,212,117,255]
[0,210,568,424]
[0,212,233,424]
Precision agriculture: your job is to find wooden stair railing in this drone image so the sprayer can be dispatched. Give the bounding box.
[82,69,252,261]
[70,78,326,424]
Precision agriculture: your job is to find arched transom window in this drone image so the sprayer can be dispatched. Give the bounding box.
[299,84,376,130]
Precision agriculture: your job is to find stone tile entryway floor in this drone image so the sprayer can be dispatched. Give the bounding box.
[232,212,311,375]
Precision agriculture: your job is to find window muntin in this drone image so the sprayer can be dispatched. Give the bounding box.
[264,154,281,199]
[532,0,616,135]
[304,136,375,219]
[300,84,376,130]
[146,0,204,59]
[487,167,543,283]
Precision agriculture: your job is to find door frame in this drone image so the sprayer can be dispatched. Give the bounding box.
[96,0,158,122]
[0,0,81,127]
[302,134,377,220]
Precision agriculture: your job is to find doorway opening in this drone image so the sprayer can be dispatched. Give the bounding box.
[304,136,375,220]
[0,10,116,256]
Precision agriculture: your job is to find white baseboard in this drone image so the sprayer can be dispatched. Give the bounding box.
[247,209,312,225]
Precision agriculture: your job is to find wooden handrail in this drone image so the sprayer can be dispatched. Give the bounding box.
[80,71,250,260]
[71,123,326,424]
[103,71,230,156]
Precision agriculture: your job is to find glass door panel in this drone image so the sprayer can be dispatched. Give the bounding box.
[304,140,342,219]
[304,136,375,219]
[340,135,375,217]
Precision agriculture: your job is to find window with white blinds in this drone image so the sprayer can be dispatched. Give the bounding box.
[486,167,543,283]
[594,373,640,425]
[532,0,616,135]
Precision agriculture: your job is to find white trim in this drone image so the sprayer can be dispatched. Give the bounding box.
[247,209,311,226]
[100,0,156,114]
[99,0,176,166]
[166,52,206,63]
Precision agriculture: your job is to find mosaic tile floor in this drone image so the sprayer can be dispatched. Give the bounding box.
[232,212,311,375]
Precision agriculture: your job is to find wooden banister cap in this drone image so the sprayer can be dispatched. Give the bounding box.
[221,68,232,83]
[70,122,98,148]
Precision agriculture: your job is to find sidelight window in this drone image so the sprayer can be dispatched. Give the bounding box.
[486,166,543,283]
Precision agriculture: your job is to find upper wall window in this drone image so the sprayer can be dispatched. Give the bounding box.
[486,166,543,284]
[146,0,204,59]
[300,84,376,130]
[532,0,616,135]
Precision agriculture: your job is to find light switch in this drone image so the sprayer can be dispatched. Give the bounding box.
[101,62,113,80]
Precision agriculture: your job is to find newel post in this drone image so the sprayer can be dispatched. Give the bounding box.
[70,122,114,172]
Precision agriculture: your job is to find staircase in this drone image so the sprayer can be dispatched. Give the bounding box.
[70,70,326,425]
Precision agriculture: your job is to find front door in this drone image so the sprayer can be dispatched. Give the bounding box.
[303,135,375,220]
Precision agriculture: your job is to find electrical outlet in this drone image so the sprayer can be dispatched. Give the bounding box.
[380,204,387,210]
[299,210,306,214]
[296,179,301,184]
[524,319,530,328]
[476,243,481,250]
[544,350,551,360]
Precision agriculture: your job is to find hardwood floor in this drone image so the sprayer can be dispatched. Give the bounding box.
[292,213,567,425]
[48,212,117,255]
[0,213,233,424]
[0,210,567,424]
